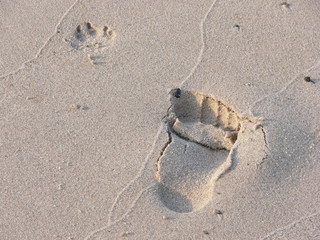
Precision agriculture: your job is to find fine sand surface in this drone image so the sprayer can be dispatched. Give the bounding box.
[1,0,320,239]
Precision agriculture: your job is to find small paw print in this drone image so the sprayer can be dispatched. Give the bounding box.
[65,22,116,65]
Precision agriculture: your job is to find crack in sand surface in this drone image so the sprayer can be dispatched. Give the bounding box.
[155,129,172,175]
[261,127,269,149]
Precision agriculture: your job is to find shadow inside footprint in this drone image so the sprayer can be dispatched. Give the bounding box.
[156,89,242,213]
[158,184,193,213]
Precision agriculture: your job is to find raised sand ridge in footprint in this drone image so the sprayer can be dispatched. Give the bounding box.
[156,89,242,213]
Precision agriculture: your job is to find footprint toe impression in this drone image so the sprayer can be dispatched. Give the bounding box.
[156,89,242,213]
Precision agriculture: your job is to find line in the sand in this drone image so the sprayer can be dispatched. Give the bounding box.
[249,59,320,113]
[180,0,219,87]
[260,210,320,239]
[0,0,81,80]
[84,184,156,240]
[106,125,164,225]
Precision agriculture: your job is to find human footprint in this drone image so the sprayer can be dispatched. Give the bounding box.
[156,89,242,213]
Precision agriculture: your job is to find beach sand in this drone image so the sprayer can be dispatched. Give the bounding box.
[0,0,319,239]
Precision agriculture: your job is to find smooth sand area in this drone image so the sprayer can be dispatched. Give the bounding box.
[1,0,319,239]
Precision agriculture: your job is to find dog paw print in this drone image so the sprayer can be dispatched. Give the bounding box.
[66,22,115,64]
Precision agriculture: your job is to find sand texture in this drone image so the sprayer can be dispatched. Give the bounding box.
[0,0,319,239]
